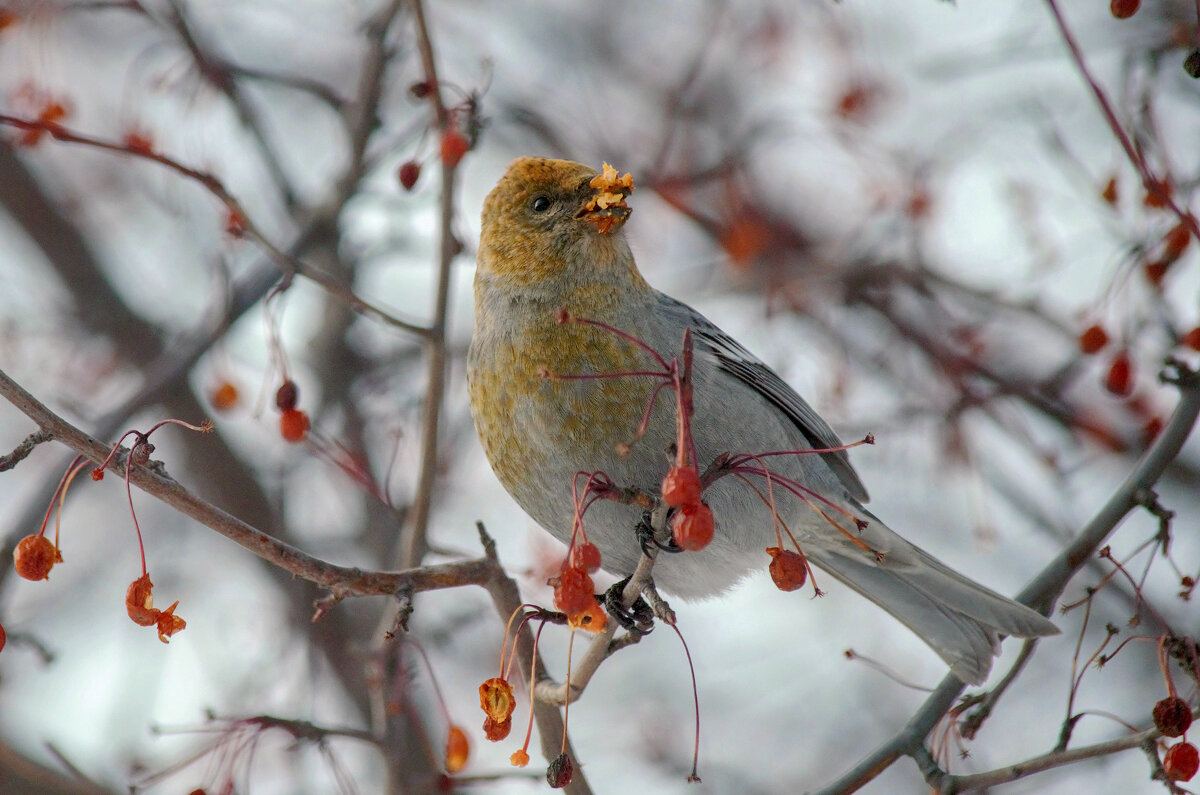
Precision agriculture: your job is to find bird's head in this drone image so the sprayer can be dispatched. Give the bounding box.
[478,157,640,288]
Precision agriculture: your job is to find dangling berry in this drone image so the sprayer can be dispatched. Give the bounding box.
[440,128,470,168]
[510,749,530,767]
[275,380,299,411]
[1105,351,1133,397]
[398,160,421,191]
[1100,176,1118,205]
[1078,324,1109,355]
[569,541,602,574]
[766,547,809,591]
[279,409,310,442]
[210,381,240,411]
[478,677,515,725]
[14,534,60,581]
[661,465,702,507]
[1110,0,1139,19]
[1183,327,1200,351]
[1164,741,1199,782]
[1153,696,1193,738]
[546,753,573,788]
[483,716,511,742]
[551,565,595,616]
[671,501,715,551]
[444,725,469,773]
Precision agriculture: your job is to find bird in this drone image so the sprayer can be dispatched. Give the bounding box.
[466,156,1058,684]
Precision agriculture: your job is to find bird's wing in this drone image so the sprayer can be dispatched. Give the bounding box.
[657,293,870,503]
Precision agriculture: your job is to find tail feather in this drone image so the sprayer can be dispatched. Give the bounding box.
[808,537,1058,685]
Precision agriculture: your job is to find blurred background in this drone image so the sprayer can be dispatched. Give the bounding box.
[0,1,1199,793]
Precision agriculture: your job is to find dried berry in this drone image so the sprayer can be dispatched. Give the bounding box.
[478,677,515,724]
[569,541,602,574]
[440,128,470,168]
[661,465,702,507]
[1110,0,1139,18]
[1186,49,1200,79]
[126,573,158,626]
[766,546,809,591]
[1100,176,1118,205]
[279,409,310,443]
[551,565,595,616]
[1164,741,1199,782]
[210,381,240,411]
[510,749,530,767]
[14,534,60,581]
[482,715,511,742]
[275,380,299,411]
[546,753,573,788]
[1105,352,1133,397]
[1154,696,1193,738]
[671,501,715,551]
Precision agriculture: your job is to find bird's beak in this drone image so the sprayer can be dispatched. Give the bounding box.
[575,163,634,235]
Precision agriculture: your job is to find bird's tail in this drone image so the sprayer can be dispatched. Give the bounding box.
[807,522,1058,685]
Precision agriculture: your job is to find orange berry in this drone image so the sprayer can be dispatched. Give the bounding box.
[224,207,247,238]
[444,725,469,773]
[14,534,60,581]
[1105,351,1134,397]
[766,546,809,591]
[478,677,515,724]
[155,601,186,643]
[1078,324,1109,355]
[1100,176,1118,205]
[123,130,154,154]
[126,573,159,626]
[568,541,602,574]
[1183,327,1200,351]
[1154,696,1193,738]
[398,160,421,191]
[210,381,239,411]
[1164,741,1199,782]
[440,128,470,168]
[671,501,715,551]
[1110,0,1139,18]
[279,409,310,442]
[510,749,530,767]
[661,465,702,507]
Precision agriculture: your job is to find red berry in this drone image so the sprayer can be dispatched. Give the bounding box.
[1105,352,1133,397]
[14,534,60,581]
[398,160,421,191]
[1154,696,1193,738]
[1164,741,1199,782]
[569,541,602,574]
[440,128,470,168]
[1110,0,1139,18]
[279,409,310,442]
[766,547,808,591]
[0,621,6,654]
[275,380,299,411]
[1100,176,1118,205]
[1144,259,1170,287]
[1078,324,1109,355]
[546,753,573,788]
[1184,327,1200,351]
[661,465,702,507]
[1163,223,1192,261]
[483,716,511,742]
[671,502,715,551]
[551,565,595,615]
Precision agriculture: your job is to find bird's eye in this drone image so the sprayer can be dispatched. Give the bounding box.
[530,195,552,213]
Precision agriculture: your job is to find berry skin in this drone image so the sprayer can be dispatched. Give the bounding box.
[671,501,715,551]
[1078,325,1109,355]
[569,541,602,574]
[1154,696,1193,738]
[551,565,595,616]
[1164,741,1199,782]
[661,465,702,507]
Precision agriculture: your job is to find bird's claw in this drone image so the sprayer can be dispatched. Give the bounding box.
[604,578,655,636]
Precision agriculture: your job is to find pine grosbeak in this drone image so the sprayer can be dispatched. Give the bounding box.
[467,157,1057,683]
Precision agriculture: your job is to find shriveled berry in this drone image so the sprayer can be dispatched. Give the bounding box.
[671,501,715,551]
[510,749,530,767]
[1186,50,1200,79]
[126,573,158,626]
[1078,324,1109,355]
[1164,741,1199,782]
[546,753,573,788]
[478,677,515,724]
[275,380,299,411]
[398,160,421,191]
[569,541,602,574]
[1154,696,1193,738]
[14,534,60,581]
[1100,176,1118,205]
[1105,352,1133,397]
[483,716,511,742]
[279,409,310,442]
[766,546,809,591]
[661,465,702,507]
